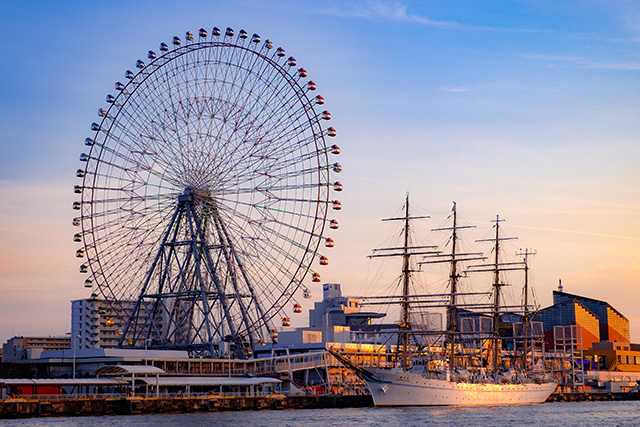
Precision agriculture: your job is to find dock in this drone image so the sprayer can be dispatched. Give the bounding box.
[0,394,373,418]
[5,392,640,418]
[547,392,640,402]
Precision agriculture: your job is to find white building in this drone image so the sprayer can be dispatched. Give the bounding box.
[71,297,141,350]
[307,284,386,343]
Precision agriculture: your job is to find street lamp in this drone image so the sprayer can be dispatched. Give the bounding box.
[145,338,152,366]
[72,334,81,380]
[144,339,152,397]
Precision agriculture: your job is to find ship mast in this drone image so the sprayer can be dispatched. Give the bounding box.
[368,194,433,370]
[448,204,460,368]
[470,216,517,372]
[421,203,483,370]
[490,217,505,371]
[516,248,536,370]
[400,194,411,367]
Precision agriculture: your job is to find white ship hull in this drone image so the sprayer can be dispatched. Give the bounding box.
[365,369,557,406]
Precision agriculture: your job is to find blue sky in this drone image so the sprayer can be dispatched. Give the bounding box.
[1,1,639,343]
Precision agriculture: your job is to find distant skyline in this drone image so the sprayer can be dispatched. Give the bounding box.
[0,1,638,344]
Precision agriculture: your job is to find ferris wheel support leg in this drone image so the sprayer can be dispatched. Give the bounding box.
[217,210,274,345]
[187,199,242,356]
[185,200,228,357]
[118,204,183,349]
[207,203,262,353]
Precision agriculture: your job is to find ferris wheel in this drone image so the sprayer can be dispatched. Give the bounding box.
[72,27,342,357]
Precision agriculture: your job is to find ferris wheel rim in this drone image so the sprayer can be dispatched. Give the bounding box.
[74,28,341,348]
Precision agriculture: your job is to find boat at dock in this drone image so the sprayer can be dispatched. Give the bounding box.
[338,363,557,406]
[330,195,556,406]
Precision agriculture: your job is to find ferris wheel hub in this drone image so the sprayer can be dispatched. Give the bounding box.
[178,187,211,203]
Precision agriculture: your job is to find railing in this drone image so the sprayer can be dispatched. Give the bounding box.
[3,390,288,401]
[159,351,329,377]
[3,393,125,401]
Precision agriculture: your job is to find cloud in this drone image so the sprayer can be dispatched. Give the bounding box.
[321,0,462,28]
[522,53,640,71]
[510,224,640,242]
[440,86,474,93]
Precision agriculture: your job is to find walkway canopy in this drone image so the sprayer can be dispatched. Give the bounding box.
[92,365,165,376]
[91,365,164,396]
[0,378,126,386]
[138,377,281,386]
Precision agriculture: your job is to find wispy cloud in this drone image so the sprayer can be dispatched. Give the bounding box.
[522,54,584,63]
[510,224,640,241]
[522,53,640,71]
[440,86,474,93]
[321,0,463,28]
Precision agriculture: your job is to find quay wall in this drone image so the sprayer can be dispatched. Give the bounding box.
[3,393,640,418]
[0,394,373,419]
[547,392,640,402]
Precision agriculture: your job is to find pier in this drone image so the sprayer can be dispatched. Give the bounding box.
[0,394,373,419]
[547,392,640,402]
[5,392,640,419]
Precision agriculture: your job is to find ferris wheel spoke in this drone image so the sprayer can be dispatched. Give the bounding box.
[236,207,326,246]
[228,60,290,132]
[114,104,192,180]
[87,205,178,280]
[217,125,322,187]
[90,132,184,190]
[83,199,177,232]
[238,243,301,303]
[81,191,177,207]
[207,203,307,268]
[230,52,305,125]
[221,181,328,196]
[195,65,310,184]
[216,145,324,192]
[240,148,325,182]
[209,202,322,273]
[96,117,179,177]
[239,81,318,141]
[214,193,321,224]
[222,52,268,128]
[205,67,300,166]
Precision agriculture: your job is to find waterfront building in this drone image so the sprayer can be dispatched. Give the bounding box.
[552,290,630,344]
[71,297,143,350]
[584,342,640,372]
[2,336,71,362]
[532,289,630,352]
[534,298,601,351]
[36,348,188,378]
[0,365,282,399]
[276,329,323,346]
[307,284,385,342]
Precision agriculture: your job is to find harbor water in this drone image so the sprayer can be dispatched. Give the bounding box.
[2,401,639,427]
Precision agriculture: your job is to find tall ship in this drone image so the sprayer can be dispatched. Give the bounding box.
[330,195,556,406]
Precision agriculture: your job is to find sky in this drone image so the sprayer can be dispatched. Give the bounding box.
[0,1,639,344]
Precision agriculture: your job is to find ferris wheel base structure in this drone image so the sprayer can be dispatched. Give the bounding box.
[73,27,342,360]
[118,188,265,358]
